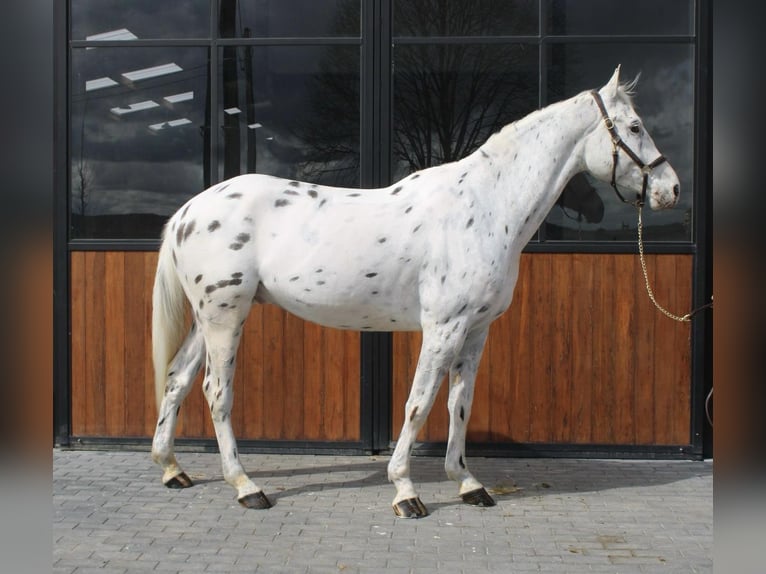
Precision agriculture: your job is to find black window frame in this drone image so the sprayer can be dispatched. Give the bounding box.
[54,0,712,457]
[63,0,705,256]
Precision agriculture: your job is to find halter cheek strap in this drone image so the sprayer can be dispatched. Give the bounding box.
[590,90,667,207]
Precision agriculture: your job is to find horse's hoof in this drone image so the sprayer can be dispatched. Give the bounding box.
[238,491,272,509]
[393,497,429,518]
[461,487,496,507]
[164,472,194,489]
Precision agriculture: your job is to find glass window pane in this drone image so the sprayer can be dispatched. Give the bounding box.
[392,43,539,183]
[71,0,210,40]
[546,0,694,36]
[219,45,360,187]
[70,47,209,239]
[394,0,538,37]
[220,0,361,38]
[544,43,694,242]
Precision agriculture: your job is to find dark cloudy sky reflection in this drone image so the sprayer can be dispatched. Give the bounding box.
[71,0,210,40]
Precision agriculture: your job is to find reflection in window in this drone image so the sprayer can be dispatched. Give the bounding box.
[70,47,210,239]
[220,0,361,38]
[71,0,210,40]
[545,44,694,242]
[392,44,538,183]
[546,0,694,36]
[394,0,538,37]
[218,45,360,187]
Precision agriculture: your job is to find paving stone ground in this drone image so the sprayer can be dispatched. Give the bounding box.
[53,450,712,573]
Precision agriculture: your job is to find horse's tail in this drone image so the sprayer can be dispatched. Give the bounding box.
[152,226,188,410]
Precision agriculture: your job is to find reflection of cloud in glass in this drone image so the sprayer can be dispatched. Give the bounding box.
[546,42,695,240]
[81,159,203,216]
[71,0,210,40]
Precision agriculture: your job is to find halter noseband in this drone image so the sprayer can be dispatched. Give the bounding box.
[590,90,667,208]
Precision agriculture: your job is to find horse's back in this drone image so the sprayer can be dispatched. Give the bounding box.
[166,162,507,332]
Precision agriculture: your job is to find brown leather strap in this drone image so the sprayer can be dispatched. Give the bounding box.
[590,90,667,207]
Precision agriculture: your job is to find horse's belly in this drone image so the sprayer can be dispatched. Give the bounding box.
[254,276,423,332]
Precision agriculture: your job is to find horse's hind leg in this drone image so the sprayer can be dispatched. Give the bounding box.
[444,326,496,507]
[199,316,271,509]
[152,324,205,488]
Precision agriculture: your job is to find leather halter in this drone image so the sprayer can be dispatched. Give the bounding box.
[590,90,667,207]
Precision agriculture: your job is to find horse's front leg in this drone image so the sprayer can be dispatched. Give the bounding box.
[445,326,496,507]
[200,321,271,510]
[388,323,465,518]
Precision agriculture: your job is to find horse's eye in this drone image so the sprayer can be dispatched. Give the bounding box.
[630,122,641,134]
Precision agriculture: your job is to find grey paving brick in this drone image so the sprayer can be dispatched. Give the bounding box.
[54,450,711,573]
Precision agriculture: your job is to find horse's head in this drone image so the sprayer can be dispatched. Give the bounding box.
[583,66,680,210]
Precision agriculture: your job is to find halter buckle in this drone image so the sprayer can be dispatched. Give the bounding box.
[604,117,615,130]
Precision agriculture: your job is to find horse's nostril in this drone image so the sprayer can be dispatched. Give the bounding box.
[673,184,680,198]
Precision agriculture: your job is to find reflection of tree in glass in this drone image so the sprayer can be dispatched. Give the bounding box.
[391,1,538,179]
[292,4,361,187]
[393,43,535,179]
[297,0,537,186]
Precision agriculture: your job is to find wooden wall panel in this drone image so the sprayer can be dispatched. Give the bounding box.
[392,253,693,446]
[70,252,361,441]
[72,251,692,447]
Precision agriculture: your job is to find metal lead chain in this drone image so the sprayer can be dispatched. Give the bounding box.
[636,207,694,322]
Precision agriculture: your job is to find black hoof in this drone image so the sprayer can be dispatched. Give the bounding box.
[165,472,194,489]
[238,491,272,509]
[393,497,429,518]
[461,487,496,507]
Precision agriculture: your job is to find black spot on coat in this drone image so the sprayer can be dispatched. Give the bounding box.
[175,223,185,245]
[183,220,196,242]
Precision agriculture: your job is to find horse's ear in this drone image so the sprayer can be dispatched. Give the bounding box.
[603,65,621,99]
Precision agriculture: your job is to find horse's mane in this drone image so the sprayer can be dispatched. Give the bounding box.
[481,75,640,152]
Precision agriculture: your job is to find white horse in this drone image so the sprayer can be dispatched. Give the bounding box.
[151,66,680,518]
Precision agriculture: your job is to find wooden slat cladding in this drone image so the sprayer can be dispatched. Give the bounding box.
[392,253,693,446]
[70,252,361,441]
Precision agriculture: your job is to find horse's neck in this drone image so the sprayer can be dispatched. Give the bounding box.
[479,93,596,239]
